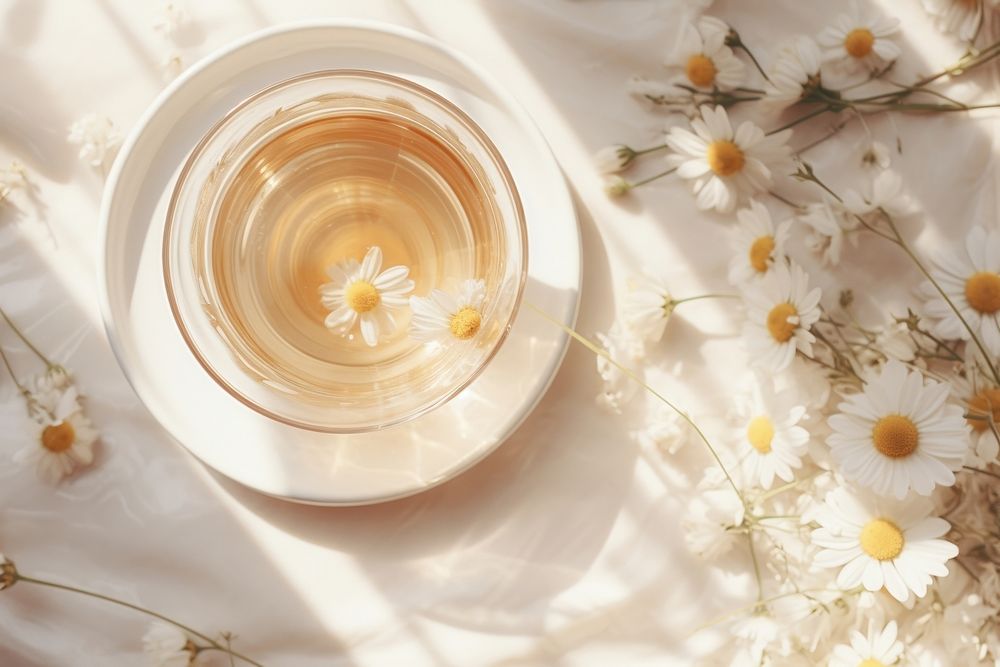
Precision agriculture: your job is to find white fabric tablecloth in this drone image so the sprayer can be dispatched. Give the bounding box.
[1,1,997,665]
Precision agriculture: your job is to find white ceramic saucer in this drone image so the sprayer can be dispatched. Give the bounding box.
[97,20,581,505]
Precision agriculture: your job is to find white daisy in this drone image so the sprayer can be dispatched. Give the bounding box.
[666,17,745,90]
[921,0,982,41]
[622,274,673,344]
[319,246,414,347]
[953,370,1000,465]
[728,200,792,285]
[408,279,486,346]
[733,383,809,489]
[828,620,904,667]
[15,381,98,484]
[666,105,793,213]
[798,196,860,266]
[142,621,197,667]
[811,487,959,602]
[742,261,821,373]
[843,169,914,220]
[593,144,638,174]
[817,1,901,68]
[763,36,824,109]
[827,360,968,498]
[67,113,122,169]
[920,226,1000,356]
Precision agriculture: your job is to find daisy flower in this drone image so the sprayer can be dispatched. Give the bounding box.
[67,113,122,169]
[593,145,638,174]
[811,487,959,602]
[828,620,904,667]
[920,226,1000,356]
[319,245,414,347]
[817,2,901,68]
[16,380,98,484]
[622,274,673,344]
[742,261,821,373]
[733,383,809,489]
[827,360,968,498]
[408,279,486,346]
[666,105,793,213]
[143,621,197,667]
[921,0,982,41]
[666,17,745,90]
[798,196,859,266]
[953,369,1000,465]
[843,169,914,220]
[763,36,824,109]
[728,200,791,284]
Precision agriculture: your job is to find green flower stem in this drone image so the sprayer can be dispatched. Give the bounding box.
[632,144,668,157]
[16,575,265,667]
[0,343,25,393]
[525,302,745,503]
[735,43,771,83]
[670,293,739,306]
[629,166,678,189]
[0,307,57,369]
[766,105,834,135]
[964,465,1000,481]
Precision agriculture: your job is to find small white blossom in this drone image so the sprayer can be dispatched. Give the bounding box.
[621,274,673,343]
[142,621,196,667]
[67,114,123,169]
[682,482,745,560]
[154,2,187,37]
[593,145,638,174]
[843,169,915,220]
[763,36,824,109]
[860,141,892,170]
[595,321,645,413]
[603,175,631,197]
[817,2,901,69]
[632,404,692,456]
[798,196,859,266]
[921,0,982,41]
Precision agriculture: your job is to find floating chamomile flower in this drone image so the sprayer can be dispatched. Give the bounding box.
[728,200,791,284]
[741,262,821,373]
[827,360,968,498]
[828,620,904,667]
[817,1,901,68]
[409,279,487,346]
[733,382,809,489]
[666,105,793,213]
[811,487,959,602]
[666,17,745,90]
[920,226,1000,356]
[320,246,414,347]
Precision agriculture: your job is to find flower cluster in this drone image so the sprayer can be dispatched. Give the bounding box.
[593,2,1000,663]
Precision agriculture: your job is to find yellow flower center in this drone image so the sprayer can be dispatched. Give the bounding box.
[871,414,919,458]
[706,140,746,177]
[41,421,76,453]
[860,518,904,561]
[859,660,885,667]
[685,53,717,87]
[964,271,1000,314]
[746,416,775,454]
[766,302,798,343]
[844,28,875,58]
[449,307,482,340]
[967,388,1000,433]
[749,236,776,273]
[345,281,380,313]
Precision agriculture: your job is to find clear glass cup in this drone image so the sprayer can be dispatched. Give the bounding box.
[163,70,527,433]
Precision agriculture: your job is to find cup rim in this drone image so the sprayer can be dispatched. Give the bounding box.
[162,68,528,433]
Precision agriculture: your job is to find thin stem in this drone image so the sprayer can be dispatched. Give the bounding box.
[767,190,805,211]
[747,531,764,603]
[909,325,964,362]
[633,144,668,157]
[964,465,1000,481]
[16,576,265,667]
[794,120,850,155]
[0,343,26,393]
[736,43,771,83]
[0,307,56,368]
[630,166,677,189]
[688,587,848,636]
[671,293,739,306]
[767,105,833,135]
[755,471,826,503]
[526,302,744,502]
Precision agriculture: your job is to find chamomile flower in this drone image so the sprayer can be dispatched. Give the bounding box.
[16,381,98,484]
[622,274,673,344]
[320,246,414,347]
[843,169,915,220]
[921,0,982,41]
[728,200,791,284]
[742,262,821,373]
[828,620,904,667]
[143,621,197,667]
[763,36,824,109]
[408,279,486,346]
[827,360,968,498]
[811,487,959,602]
[952,369,1000,465]
[798,196,859,266]
[593,145,638,174]
[817,2,901,68]
[666,17,745,90]
[920,226,1000,356]
[732,383,809,489]
[666,105,793,213]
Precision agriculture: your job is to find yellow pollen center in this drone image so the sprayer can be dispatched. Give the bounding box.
[859,660,885,667]
[706,140,746,177]
[766,302,798,343]
[967,388,1000,433]
[871,414,918,458]
[746,416,775,454]
[449,307,482,340]
[685,53,717,87]
[41,421,76,453]
[844,28,875,58]
[749,236,776,273]
[860,518,904,561]
[965,271,1000,314]
[345,281,380,313]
